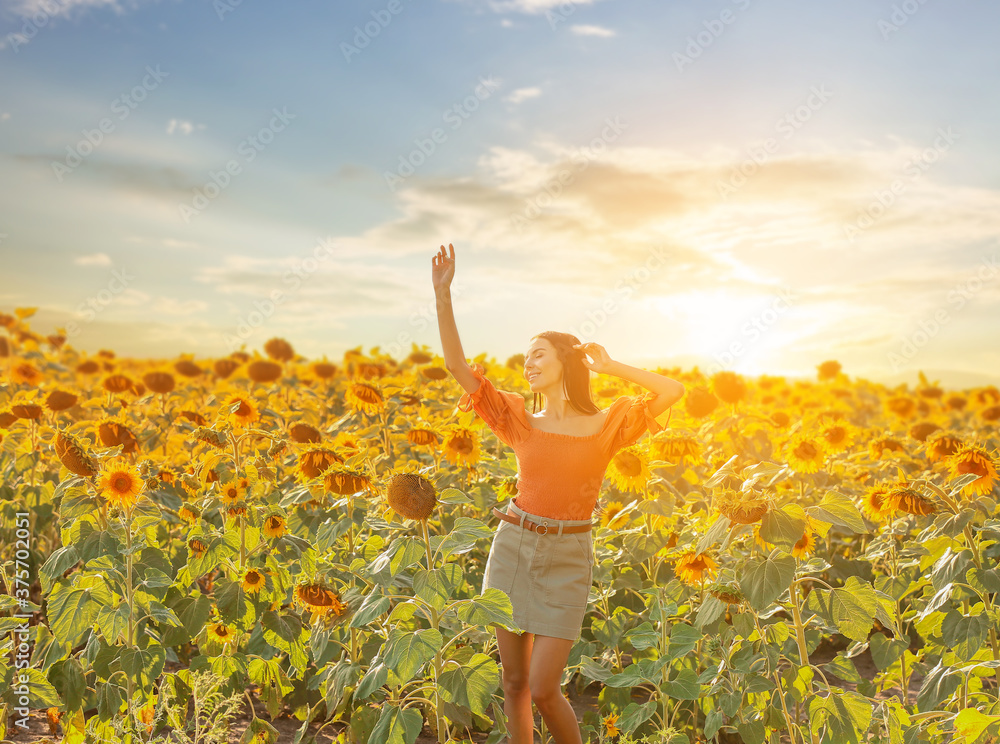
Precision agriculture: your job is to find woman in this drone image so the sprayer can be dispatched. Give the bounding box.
[432,243,685,744]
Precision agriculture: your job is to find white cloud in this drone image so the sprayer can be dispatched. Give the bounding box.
[117,289,152,306]
[74,253,113,266]
[570,24,616,37]
[4,0,122,19]
[166,119,204,136]
[1,113,10,122]
[505,87,542,105]
[486,0,599,13]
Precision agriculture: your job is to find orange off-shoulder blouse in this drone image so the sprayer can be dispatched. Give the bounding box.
[457,362,667,521]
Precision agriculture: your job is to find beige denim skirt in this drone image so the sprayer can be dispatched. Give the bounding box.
[481,500,595,641]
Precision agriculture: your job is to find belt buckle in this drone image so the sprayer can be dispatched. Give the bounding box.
[535,521,549,535]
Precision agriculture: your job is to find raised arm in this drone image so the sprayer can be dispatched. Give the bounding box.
[433,243,481,395]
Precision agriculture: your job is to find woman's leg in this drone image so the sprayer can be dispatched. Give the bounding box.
[529,634,582,744]
[495,626,534,743]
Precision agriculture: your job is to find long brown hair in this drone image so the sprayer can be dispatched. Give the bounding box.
[527,331,601,416]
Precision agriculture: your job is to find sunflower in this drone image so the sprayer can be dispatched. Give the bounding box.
[298,448,341,480]
[11,362,43,386]
[345,381,385,415]
[193,426,229,452]
[98,460,144,509]
[211,357,238,379]
[324,465,372,496]
[819,421,857,453]
[207,622,235,645]
[54,432,98,477]
[295,582,348,623]
[707,582,745,605]
[603,712,621,738]
[188,538,208,558]
[406,427,440,447]
[885,396,917,419]
[979,405,1000,423]
[926,432,962,463]
[44,389,78,412]
[599,501,629,529]
[784,433,827,474]
[442,427,480,468]
[247,359,282,383]
[289,422,322,443]
[310,360,337,380]
[222,391,260,429]
[608,446,653,494]
[11,403,43,420]
[885,480,936,516]
[143,370,176,395]
[792,517,819,558]
[715,490,771,524]
[907,421,941,442]
[264,337,295,362]
[817,360,842,381]
[242,569,266,594]
[861,484,894,522]
[655,432,702,463]
[97,418,139,455]
[684,386,719,418]
[174,358,203,378]
[137,703,155,734]
[178,504,201,524]
[385,472,437,520]
[219,479,247,506]
[262,513,287,539]
[675,551,717,586]
[102,374,135,394]
[713,371,748,405]
[946,444,998,497]
[869,435,905,460]
[179,410,209,427]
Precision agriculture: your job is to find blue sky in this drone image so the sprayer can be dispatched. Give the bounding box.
[1,0,999,388]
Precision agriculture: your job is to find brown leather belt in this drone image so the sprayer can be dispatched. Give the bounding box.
[492,506,593,535]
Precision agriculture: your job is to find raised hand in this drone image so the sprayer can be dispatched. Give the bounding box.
[432,243,456,292]
[572,342,614,374]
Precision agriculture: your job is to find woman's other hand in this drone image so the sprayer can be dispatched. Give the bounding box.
[572,342,614,374]
[432,243,456,292]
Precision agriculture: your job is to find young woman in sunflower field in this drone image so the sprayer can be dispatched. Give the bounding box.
[432,242,686,743]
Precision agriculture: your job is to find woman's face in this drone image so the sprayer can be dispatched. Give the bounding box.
[523,337,562,390]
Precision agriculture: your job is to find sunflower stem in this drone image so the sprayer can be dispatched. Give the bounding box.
[420,519,433,570]
[125,504,137,714]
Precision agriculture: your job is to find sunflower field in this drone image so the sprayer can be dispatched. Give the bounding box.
[1,307,999,744]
